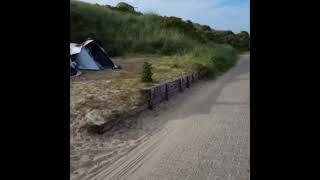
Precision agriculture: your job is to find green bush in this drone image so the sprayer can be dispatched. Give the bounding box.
[177,43,237,79]
[211,45,238,72]
[116,2,135,12]
[235,31,250,51]
[192,62,217,79]
[141,62,153,82]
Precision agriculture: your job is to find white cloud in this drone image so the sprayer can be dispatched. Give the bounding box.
[77,0,250,33]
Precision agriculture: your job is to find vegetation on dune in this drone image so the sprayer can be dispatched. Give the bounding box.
[165,43,238,79]
[70,0,249,78]
[116,2,136,13]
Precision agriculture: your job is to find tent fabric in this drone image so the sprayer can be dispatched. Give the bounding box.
[70,39,115,76]
[74,47,101,70]
[70,43,82,55]
[85,43,115,69]
[70,39,94,55]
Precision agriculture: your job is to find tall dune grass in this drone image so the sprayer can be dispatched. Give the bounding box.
[71,0,240,78]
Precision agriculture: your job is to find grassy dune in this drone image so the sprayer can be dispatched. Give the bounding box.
[70,1,245,77]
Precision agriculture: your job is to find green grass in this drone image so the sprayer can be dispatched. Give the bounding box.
[70,0,245,79]
[160,43,238,79]
[71,1,195,56]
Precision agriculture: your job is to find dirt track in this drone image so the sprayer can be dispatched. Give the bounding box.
[72,53,250,180]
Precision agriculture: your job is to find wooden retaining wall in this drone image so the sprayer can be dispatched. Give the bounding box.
[91,71,200,134]
[141,71,200,109]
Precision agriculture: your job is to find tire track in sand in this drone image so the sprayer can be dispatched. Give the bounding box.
[82,126,174,180]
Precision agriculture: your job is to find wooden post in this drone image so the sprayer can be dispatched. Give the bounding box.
[179,78,183,92]
[186,76,190,88]
[148,88,153,110]
[165,83,169,101]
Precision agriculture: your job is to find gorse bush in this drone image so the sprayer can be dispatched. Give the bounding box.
[141,62,153,82]
[116,2,135,12]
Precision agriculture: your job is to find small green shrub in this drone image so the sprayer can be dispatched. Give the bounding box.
[141,62,153,82]
[192,62,216,79]
[172,63,179,68]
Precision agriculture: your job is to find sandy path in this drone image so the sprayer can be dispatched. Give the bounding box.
[76,53,250,180]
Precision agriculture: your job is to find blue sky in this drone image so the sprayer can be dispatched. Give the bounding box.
[78,0,250,33]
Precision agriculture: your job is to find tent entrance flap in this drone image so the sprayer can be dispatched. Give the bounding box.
[75,48,101,70]
[86,43,115,69]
